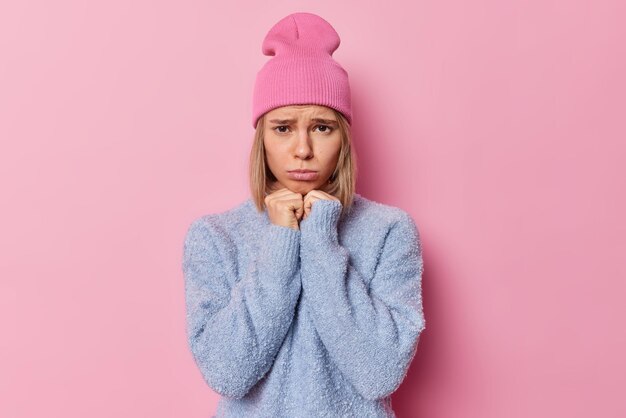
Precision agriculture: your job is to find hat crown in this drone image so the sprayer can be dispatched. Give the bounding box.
[252,12,352,128]
[261,12,340,58]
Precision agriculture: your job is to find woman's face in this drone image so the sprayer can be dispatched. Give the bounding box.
[263,104,342,195]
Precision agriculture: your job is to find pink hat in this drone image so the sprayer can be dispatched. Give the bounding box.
[252,12,352,129]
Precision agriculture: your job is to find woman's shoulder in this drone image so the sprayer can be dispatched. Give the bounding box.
[350,193,416,228]
[185,197,259,243]
[350,194,422,252]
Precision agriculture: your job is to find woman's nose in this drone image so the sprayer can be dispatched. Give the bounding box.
[294,130,313,158]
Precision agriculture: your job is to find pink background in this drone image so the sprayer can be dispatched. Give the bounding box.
[1,1,624,417]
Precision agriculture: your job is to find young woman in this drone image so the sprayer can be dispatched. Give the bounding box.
[183,12,426,418]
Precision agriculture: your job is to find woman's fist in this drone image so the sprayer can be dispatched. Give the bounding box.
[264,188,304,230]
[302,189,341,220]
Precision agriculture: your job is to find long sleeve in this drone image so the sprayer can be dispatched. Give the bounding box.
[299,199,426,401]
[182,216,301,399]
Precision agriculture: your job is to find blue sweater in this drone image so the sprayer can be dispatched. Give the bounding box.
[182,193,426,417]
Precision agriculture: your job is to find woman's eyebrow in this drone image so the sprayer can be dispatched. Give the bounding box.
[311,118,339,126]
[268,118,296,124]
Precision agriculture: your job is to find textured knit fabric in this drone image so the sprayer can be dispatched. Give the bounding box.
[182,193,426,417]
[252,12,352,128]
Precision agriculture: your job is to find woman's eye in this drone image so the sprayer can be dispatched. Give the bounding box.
[315,125,333,133]
[274,126,289,133]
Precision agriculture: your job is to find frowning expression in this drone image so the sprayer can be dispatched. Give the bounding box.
[263,104,342,195]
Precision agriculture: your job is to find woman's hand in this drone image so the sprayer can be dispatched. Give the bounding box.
[302,190,341,220]
[264,188,305,230]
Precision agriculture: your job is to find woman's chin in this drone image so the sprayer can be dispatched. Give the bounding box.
[284,182,320,195]
[271,178,330,195]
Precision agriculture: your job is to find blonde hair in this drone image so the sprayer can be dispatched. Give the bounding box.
[249,108,357,218]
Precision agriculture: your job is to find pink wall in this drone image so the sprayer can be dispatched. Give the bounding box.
[1,1,624,417]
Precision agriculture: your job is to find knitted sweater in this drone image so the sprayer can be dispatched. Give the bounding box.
[182,193,426,417]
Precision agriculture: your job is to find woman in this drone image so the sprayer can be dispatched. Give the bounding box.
[182,12,426,418]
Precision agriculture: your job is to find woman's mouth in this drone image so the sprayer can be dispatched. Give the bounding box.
[287,170,319,181]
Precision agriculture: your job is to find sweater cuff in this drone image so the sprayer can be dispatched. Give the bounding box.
[258,223,301,273]
[300,199,342,241]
